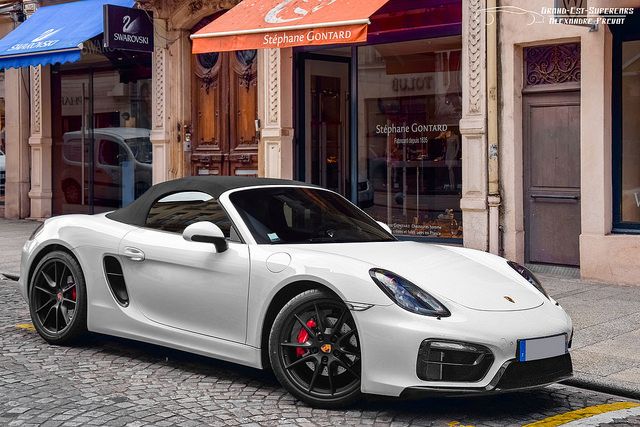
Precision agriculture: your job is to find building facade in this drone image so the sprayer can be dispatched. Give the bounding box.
[494,0,640,284]
[1,0,639,285]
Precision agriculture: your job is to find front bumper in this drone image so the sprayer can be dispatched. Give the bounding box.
[352,299,573,397]
[400,353,572,398]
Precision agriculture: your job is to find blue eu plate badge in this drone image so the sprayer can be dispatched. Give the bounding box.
[517,334,567,362]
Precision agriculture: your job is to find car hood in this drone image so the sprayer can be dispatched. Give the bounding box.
[289,241,545,312]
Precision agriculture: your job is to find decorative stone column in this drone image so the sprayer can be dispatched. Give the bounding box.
[258,48,294,179]
[28,65,52,219]
[4,68,31,219]
[167,29,193,180]
[151,18,172,184]
[460,0,489,251]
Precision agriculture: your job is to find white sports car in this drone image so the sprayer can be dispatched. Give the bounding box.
[19,177,573,408]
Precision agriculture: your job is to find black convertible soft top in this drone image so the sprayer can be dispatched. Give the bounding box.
[106,176,309,226]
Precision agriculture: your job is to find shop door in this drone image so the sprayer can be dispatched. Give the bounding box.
[304,59,350,194]
[523,91,581,266]
[191,50,259,177]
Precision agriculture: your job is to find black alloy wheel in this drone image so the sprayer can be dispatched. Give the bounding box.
[29,250,87,344]
[269,289,362,408]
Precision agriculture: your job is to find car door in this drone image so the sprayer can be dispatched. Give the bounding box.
[118,191,250,343]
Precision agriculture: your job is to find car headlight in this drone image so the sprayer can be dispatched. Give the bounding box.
[369,269,450,317]
[29,222,44,241]
[507,261,549,299]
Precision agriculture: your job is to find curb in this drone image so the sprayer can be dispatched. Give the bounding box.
[563,376,640,401]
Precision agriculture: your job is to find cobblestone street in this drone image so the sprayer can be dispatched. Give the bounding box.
[1,279,639,426]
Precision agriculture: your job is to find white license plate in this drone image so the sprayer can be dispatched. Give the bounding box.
[517,334,567,362]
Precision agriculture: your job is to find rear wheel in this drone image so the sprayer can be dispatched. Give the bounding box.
[269,289,362,408]
[28,250,87,344]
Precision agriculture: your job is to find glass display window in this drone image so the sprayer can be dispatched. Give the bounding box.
[613,10,640,232]
[619,39,640,225]
[357,36,463,240]
[51,42,152,215]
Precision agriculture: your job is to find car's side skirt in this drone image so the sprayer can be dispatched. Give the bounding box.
[89,304,263,370]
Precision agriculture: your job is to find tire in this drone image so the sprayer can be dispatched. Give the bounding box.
[28,250,87,345]
[269,289,362,408]
[62,180,81,205]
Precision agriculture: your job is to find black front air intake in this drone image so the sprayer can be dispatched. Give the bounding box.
[103,256,129,307]
[417,340,494,382]
[495,353,572,390]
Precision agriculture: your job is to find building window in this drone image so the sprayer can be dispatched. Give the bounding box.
[524,43,581,87]
[613,12,640,232]
[357,37,463,240]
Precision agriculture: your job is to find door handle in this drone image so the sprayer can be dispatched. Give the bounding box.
[123,247,145,262]
[530,194,580,200]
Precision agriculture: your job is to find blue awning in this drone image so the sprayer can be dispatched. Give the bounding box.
[0,0,134,70]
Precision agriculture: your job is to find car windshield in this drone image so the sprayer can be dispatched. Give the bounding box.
[126,137,152,164]
[229,187,396,244]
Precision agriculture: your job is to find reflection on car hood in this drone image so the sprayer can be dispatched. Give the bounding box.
[290,241,545,312]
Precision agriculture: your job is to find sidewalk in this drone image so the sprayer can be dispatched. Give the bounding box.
[536,271,640,399]
[1,218,639,399]
[0,218,41,277]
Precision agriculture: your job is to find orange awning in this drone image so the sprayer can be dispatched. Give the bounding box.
[191,0,389,54]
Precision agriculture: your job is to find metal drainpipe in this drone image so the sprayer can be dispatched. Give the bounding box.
[487,0,501,255]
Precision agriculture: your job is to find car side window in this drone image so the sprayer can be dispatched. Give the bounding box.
[145,191,239,241]
[63,139,86,163]
[98,139,124,166]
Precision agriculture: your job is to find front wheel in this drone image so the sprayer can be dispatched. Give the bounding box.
[269,289,362,408]
[28,250,87,345]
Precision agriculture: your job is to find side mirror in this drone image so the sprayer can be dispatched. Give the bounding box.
[377,221,393,235]
[183,221,228,253]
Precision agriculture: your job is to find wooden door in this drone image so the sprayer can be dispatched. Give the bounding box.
[523,91,581,266]
[191,49,259,177]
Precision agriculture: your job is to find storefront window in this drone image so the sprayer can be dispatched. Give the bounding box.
[613,10,640,232]
[357,37,463,240]
[52,42,152,215]
[619,39,640,225]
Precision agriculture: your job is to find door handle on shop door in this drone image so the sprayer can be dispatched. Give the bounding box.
[123,247,145,262]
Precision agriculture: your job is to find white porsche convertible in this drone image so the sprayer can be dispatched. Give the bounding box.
[20,177,573,407]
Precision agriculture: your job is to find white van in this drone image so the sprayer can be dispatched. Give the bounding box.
[61,128,152,207]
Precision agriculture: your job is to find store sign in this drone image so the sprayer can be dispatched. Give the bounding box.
[392,76,433,93]
[7,28,63,52]
[103,5,153,53]
[260,0,358,46]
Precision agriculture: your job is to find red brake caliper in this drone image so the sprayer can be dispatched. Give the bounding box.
[71,287,77,301]
[296,319,316,357]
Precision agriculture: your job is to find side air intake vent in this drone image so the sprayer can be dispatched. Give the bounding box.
[104,256,129,307]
